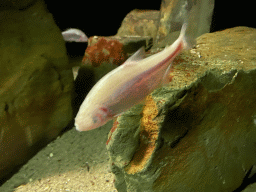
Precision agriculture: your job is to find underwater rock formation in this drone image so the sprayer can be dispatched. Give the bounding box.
[0,0,73,181]
[0,0,35,10]
[106,27,256,192]
[82,37,128,67]
[116,9,160,40]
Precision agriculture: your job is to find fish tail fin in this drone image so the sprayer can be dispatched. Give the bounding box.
[179,23,196,50]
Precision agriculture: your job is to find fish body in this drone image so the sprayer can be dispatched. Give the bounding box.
[75,24,191,131]
[62,28,88,43]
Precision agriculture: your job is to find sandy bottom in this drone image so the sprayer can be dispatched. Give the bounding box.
[0,122,117,192]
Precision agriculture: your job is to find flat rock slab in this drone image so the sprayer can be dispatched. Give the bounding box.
[107,27,256,192]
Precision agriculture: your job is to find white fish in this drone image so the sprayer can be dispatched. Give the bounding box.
[75,23,192,131]
[62,28,88,43]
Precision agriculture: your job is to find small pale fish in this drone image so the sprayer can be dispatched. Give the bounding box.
[75,23,192,131]
[62,28,88,43]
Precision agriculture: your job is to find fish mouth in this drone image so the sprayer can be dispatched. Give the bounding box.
[74,121,97,131]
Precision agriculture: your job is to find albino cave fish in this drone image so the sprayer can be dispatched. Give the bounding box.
[61,28,88,79]
[61,28,88,43]
[75,23,192,131]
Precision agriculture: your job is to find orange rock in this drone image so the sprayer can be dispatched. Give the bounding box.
[82,37,128,67]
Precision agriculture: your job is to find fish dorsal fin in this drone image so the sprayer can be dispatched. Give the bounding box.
[123,47,145,66]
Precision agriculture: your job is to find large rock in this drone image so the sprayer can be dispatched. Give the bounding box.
[116,9,160,39]
[106,27,256,192]
[0,0,73,182]
[82,36,128,68]
[0,0,35,10]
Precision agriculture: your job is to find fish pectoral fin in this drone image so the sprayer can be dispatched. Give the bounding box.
[162,63,173,85]
[123,47,145,66]
[114,112,125,117]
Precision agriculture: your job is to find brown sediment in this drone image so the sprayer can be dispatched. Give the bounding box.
[125,95,160,174]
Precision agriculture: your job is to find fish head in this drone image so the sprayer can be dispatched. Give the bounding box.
[75,106,112,131]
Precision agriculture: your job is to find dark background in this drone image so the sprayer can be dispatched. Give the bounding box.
[46,0,255,37]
